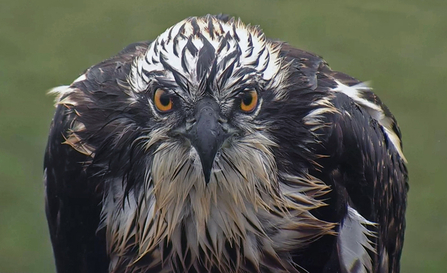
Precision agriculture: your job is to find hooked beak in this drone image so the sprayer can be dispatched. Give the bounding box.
[184,98,229,184]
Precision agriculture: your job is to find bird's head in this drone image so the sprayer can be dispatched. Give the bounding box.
[127,15,289,192]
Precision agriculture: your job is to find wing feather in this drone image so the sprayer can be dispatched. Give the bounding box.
[280,44,408,273]
[44,41,151,273]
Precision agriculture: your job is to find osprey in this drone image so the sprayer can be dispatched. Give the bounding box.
[44,15,408,273]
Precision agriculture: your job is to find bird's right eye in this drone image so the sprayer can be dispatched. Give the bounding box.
[153,88,173,112]
[240,90,258,113]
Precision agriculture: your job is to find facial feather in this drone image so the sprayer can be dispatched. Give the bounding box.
[100,124,334,272]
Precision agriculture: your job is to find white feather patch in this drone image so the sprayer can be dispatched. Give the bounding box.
[332,81,406,162]
[73,73,86,83]
[47,85,75,106]
[338,206,376,273]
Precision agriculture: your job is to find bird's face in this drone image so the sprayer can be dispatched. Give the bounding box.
[149,85,258,184]
[128,16,289,200]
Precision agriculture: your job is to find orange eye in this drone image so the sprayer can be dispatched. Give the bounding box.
[240,90,258,113]
[154,89,173,112]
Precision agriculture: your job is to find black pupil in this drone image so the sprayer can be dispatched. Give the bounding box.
[159,93,171,106]
[242,93,253,106]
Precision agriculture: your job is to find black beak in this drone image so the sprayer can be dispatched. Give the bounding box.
[184,98,229,184]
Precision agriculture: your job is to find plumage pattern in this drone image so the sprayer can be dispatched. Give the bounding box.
[44,15,408,273]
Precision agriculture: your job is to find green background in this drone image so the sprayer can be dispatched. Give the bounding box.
[1,0,445,272]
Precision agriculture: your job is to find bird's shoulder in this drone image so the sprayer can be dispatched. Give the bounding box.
[72,41,151,93]
[279,42,405,163]
[278,43,408,272]
[44,41,152,273]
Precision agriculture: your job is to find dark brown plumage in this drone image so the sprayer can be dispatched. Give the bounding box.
[45,15,408,273]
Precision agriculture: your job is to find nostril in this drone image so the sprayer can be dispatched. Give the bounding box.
[218,117,228,124]
[185,122,193,132]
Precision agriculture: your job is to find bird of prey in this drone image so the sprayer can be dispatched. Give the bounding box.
[44,15,408,273]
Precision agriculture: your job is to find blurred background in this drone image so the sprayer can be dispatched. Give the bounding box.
[0,0,445,272]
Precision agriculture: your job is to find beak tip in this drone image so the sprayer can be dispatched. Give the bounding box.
[200,158,213,184]
[204,173,211,184]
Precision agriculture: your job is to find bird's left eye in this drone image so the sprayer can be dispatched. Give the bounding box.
[240,90,258,113]
[153,88,173,112]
